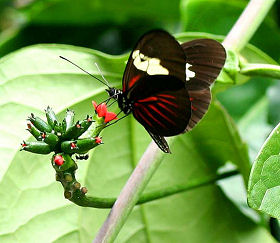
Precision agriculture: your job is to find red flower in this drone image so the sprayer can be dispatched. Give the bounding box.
[54,155,64,166]
[70,142,77,149]
[95,137,102,144]
[92,101,117,123]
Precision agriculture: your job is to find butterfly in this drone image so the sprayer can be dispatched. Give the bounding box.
[61,30,226,153]
[105,30,226,153]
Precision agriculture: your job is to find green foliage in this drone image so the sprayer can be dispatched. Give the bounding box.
[0,0,280,242]
[0,42,275,243]
[248,123,280,218]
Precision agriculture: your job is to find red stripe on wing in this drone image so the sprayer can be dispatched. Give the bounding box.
[159,97,179,108]
[134,103,167,129]
[147,104,176,126]
[138,97,158,103]
[134,109,153,127]
[128,75,141,90]
[157,94,176,99]
[157,102,177,117]
[141,106,167,128]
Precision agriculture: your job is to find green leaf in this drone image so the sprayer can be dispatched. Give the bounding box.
[248,122,280,219]
[180,0,280,61]
[0,44,274,242]
[237,97,273,160]
[21,0,180,25]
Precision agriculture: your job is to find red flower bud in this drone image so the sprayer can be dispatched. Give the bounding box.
[95,137,102,144]
[96,103,107,117]
[92,100,118,123]
[54,155,64,166]
[92,101,97,110]
[70,142,77,149]
[105,112,117,123]
[27,123,32,129]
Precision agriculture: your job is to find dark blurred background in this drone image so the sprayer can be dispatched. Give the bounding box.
[0,0,280,58]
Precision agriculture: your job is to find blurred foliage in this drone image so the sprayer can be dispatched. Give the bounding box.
[1,0,280,242]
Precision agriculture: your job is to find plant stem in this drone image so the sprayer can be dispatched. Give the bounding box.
[70,169,238,208]
[240,63,280,79]
[93,142,164,242]
[223,0,276,51]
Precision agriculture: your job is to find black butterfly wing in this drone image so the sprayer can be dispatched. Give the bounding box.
[130,75,190,137]
[122,30,186,93]
[181,39,226,131]
[146,130,170,153]
[122,30,191,153]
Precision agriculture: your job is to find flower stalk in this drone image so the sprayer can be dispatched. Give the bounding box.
[21,102,117,206]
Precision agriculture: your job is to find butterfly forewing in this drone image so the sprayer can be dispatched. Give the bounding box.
[122,30,187,93]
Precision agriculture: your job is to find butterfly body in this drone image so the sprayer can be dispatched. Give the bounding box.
[107,30,226,153]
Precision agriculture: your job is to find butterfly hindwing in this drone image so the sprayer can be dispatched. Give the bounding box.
[181,39,226,131]
[146,130,170,153]
[130,75,191,136]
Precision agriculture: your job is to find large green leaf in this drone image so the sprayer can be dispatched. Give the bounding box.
[0,44,274,242]
[248,122,280,219]
[0,0,181,57]
[21,0,180,25]
[238,97,273,160]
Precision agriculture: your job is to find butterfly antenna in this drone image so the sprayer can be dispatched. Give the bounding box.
[59,56,110,88]
[95,62,110,87]
[104,113,128,128]
[106,99,117,107]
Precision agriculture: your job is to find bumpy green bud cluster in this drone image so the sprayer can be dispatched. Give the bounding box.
[20,102,117,204]
[21,107,103,160]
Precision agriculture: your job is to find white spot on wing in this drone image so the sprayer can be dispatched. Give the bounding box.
[132,50,169,75]
[185,63,195,81]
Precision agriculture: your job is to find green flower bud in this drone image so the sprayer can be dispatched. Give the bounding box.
[27,123,41,140]
[62,122,82,140]
[41,132,59,148]
[45,106,58,128]
[61,138,101,154]
[28,113,52,133]
[65,109,75,131]
[53,121,63,135]
[61,119,66,132]
[75,116,93,138]
[21,141,52,154]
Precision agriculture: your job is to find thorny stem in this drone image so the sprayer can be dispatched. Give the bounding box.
[93,0,276,242]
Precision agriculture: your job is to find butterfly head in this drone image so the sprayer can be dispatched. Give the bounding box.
[105,87,122,99]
